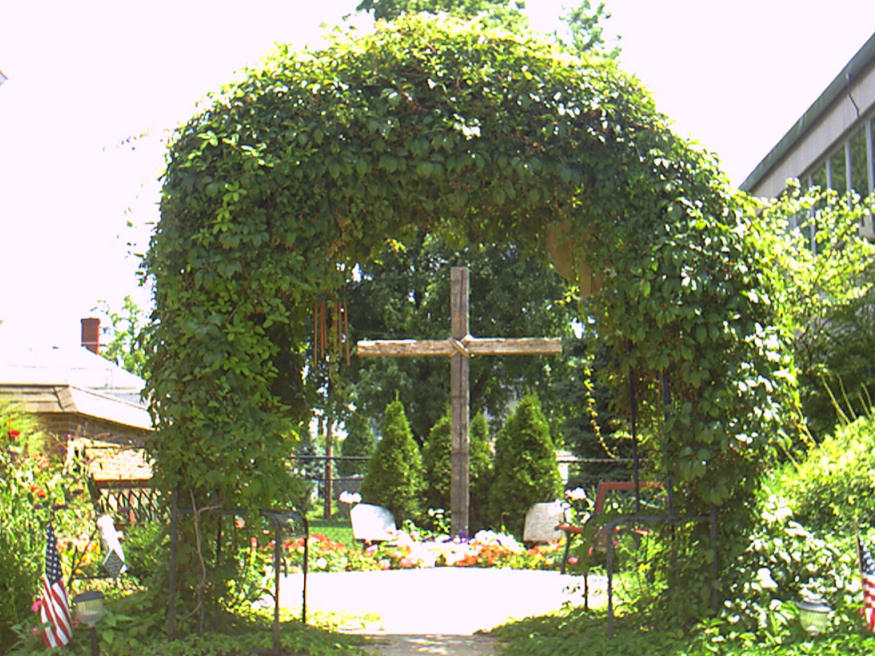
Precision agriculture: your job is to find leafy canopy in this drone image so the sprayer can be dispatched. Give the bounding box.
[356,0,528,29]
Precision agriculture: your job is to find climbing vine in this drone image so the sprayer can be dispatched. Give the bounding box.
[144,14,799,622]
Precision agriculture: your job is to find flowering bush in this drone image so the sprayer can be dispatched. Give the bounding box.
[277,528,564,573]
[0,402,97,650]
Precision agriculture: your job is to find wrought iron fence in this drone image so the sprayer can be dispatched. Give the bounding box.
[90,479,166,523]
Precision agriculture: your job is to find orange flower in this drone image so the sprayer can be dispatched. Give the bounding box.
[29,485,47,499]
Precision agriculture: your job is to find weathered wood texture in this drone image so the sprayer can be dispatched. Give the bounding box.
[356,337,561,357]
[450,267,470,536]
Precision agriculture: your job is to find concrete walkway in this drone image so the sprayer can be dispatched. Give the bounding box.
[360,634,501,655]
[273,568,604,654]
[278,568,598,634]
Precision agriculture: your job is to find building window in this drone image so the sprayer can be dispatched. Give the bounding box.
[811,163,828,191]
[829,147,847,192]
[850,126,869,196]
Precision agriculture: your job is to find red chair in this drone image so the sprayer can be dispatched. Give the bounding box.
[557,480,663,574]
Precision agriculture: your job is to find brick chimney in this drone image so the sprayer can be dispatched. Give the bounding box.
[81,317,100,355]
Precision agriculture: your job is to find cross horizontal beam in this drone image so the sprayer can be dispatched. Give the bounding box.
[356,336,562,358]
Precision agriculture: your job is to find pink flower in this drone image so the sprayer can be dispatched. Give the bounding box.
[364,544,378,556]
[399,558,413,569]
[31,599,43,612]
[568,557,579,565]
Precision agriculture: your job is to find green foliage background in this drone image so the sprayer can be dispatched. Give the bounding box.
[359,399,426,522]
[337,413,375,477]
[757,184,875,438]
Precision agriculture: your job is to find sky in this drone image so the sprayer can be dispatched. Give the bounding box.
[1,1,873,349]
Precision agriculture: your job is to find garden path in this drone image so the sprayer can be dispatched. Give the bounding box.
[276,568,605,654]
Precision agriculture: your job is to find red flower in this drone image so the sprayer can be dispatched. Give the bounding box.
[8,430,20,440]
[29,485,47,499]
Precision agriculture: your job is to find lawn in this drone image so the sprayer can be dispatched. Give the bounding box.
[307,515,355,548]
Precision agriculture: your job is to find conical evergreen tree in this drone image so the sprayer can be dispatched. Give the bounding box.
[468,412,494,531]
[422,412,452,512]
[359,399,425,523]
[422,410,493,530]
[338,413,375,477]
[488,393,562,537]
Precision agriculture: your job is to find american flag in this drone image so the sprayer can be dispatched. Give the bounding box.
[859,533,875,632]
[37,524,73,647]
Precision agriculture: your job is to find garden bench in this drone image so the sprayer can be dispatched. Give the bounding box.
[556,480,663,574]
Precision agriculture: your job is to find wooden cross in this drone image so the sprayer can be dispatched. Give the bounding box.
[356,266,562,535]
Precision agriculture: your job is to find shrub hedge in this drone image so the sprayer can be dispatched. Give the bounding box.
[359,399,425,523]
[487,393,562,536]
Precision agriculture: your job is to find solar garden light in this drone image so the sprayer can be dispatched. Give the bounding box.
[796,596,831,635]
[72,590,104,656]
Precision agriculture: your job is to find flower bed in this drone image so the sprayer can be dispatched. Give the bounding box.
[275,529,563,573]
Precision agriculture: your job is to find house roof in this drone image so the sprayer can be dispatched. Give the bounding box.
[0,344,145,404]
[0,344,152,432]
[0,383,152,432]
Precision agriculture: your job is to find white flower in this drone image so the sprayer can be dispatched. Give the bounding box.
[338,490,362,505]
[565,487,588,502]
[316,557,328,569]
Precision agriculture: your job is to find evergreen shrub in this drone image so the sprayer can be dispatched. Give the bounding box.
[487,393,562,537]
[359,399,425,523]
[421,411,493,531]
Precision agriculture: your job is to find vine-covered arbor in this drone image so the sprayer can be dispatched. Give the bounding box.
[144,15,798,616]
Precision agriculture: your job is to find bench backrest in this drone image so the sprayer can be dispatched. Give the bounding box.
[593,480,663,516]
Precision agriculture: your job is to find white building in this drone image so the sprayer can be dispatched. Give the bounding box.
[741,31,875,244]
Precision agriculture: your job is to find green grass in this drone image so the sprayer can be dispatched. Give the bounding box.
[308,516,355,548]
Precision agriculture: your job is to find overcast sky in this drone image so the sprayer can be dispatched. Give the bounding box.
[1,1,873,348]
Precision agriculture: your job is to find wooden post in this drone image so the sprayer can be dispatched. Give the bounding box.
[450,267,470,536]
[323,415,333,519]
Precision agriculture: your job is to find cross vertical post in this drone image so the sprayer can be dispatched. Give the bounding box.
[450,267,470,536]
